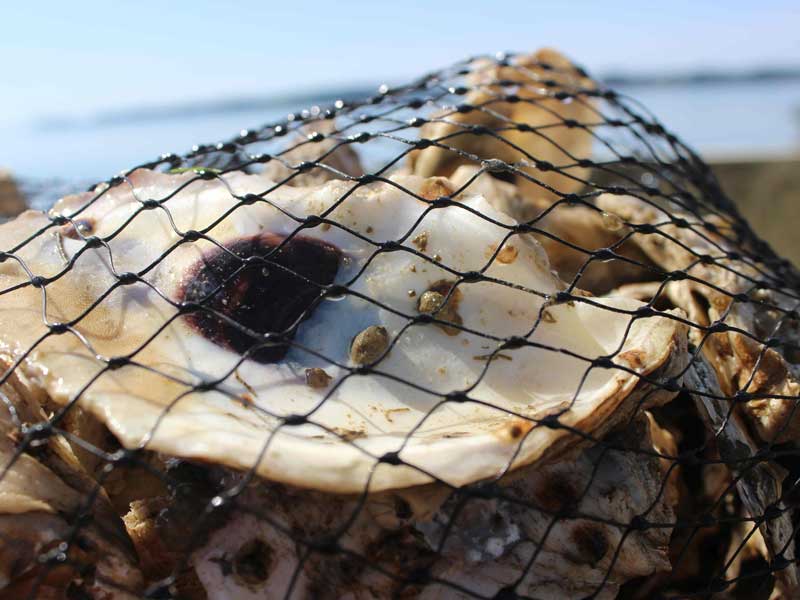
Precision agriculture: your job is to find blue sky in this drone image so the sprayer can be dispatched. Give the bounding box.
[2,0,798,125]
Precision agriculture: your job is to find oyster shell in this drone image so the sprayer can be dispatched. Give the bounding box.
[415,411,679,600]
[0,169,686,494]
[687,354,798,595]
[0,359,142,598]
[260,121,364,187]
[125,411,678,600]
[597,193,800,444]
[597,194,799,593]
[448,165,656,293]
[409,48,596,205]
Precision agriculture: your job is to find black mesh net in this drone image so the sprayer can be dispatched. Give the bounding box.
[1,49,799,600]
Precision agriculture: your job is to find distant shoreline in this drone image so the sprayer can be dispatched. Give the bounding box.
[603,66,800,88]
[35,67,800,131]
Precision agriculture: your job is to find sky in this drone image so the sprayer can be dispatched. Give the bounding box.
[2,0,798,126]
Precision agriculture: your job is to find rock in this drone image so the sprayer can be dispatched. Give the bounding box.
[0,169,26,217]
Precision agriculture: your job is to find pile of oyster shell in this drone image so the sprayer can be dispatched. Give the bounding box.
[0,49,798,599]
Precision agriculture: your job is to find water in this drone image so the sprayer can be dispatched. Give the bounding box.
[1,80,798,202]
[0,104,295,181]
[618,80,800,157]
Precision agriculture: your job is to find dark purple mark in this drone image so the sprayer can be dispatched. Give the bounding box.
[180,234,341,363]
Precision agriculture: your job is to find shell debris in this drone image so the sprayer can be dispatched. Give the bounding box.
[384,407,411,423]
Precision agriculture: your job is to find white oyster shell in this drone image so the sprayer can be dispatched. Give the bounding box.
[0,169,685,493]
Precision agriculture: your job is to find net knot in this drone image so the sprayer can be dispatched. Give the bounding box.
[593,357,615,369]
[446,391,469,403]
[303,215,324,229]
[117,272,138,285]
[23,422,51,441]
[540,414,561,429]
[182,230,202,243]
[283,414,307,427]
[669,270,688,281]
[593,248,615,261]
[107,356,129,370]
[311,536,340,555]
[48,322,68,335]
[350,131,371,143]
[503,336,527,350]
[461,271,482,283]
[140,198,160,210]
[380,452,402,466]
[430,196,452,209]
[706,321,729,334]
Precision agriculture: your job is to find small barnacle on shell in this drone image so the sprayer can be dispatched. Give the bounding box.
[350,325,390,365]
[305,367,332,389]
[496,244,519,264]
[411,231,429,252]
[417,290,445,313]
[418,177,454,201]
[417,280,464,336]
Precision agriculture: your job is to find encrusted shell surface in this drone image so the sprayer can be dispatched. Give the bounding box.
[183,412,678,600]
[0,363,142,598]
[598,193,800,591]
[597,193,800,444]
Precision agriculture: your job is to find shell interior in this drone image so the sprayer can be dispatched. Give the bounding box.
[0,169,684,493]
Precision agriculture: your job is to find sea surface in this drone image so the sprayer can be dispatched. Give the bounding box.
[1,79,798,207]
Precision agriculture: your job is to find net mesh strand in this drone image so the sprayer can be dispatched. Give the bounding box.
[0,50,798,600]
